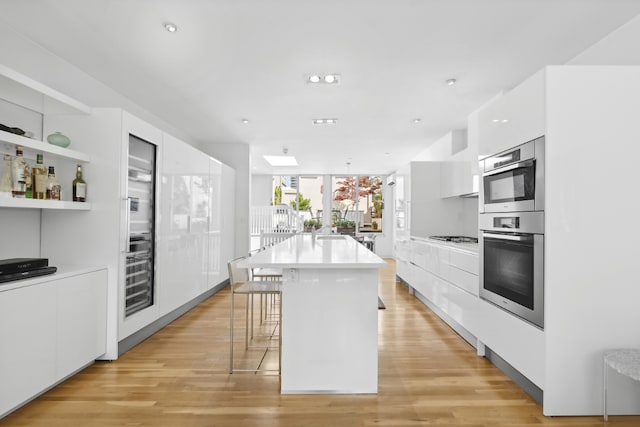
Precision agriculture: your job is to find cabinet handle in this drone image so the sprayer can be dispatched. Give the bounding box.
[122,197,132,253]
[483,159,534,177]
[483,232,533,242]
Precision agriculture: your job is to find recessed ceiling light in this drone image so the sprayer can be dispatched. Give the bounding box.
[446,78,457,86]
[264,155,299,166]
[313,118,338,125]
[413,118,422,123]
[164,22,178,33]
[501,119,509,123]
[307,74,340,84]
[241,118,250,124]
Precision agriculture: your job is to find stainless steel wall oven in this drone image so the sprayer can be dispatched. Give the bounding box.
[479,212,544,328]
[479,136,545,329]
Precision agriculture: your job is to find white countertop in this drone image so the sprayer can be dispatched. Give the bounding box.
[411,236,479,255]
[0,265,108,292]
[242,234,387,269]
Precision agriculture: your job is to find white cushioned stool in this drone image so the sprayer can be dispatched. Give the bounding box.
[603,349,640,421]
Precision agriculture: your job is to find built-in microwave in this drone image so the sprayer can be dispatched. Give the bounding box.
[480,137,545,213]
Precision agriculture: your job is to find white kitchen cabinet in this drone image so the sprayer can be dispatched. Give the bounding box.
[0,267,107,418]
[210,161,235,289]
[0,279,57,417]
[41,109,162,355]
[404,238,479,324]
[449,248,479,275]
[410,238,429,271]
[440,161,478,198]
[473,65,640,415]
[448,248,479,297]
[41,108,233,359]
[402,238,546,390]
[394,238,411,283]
[477,69,545,159]
[158,133,209,314]
[448,266,479,297]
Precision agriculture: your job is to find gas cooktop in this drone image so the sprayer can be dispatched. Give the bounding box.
[429,236,478,243]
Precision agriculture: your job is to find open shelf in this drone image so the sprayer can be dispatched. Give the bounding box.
[0,64,91,116]
[0,197,91,210]
[0,129,90,163]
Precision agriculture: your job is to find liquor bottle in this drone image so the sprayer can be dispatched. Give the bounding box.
[72,164,87,202]
[25,163,32,199]
[0,154,13,197]
[32,154,48,200]
[46,166,61,200]
[11,145,27,198]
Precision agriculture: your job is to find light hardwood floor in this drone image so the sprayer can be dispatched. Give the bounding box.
[1,259,637,426]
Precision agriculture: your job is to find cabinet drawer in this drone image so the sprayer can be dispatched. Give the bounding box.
[410,240,429,271]
[449,266,479,296]
[395,240,411,261]
[432,245,450,281]
[449,249,479,275]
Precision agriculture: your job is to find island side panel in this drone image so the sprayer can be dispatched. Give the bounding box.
[280,267,379,394]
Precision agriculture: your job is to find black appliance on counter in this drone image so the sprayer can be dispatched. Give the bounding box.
[0,258,57,283]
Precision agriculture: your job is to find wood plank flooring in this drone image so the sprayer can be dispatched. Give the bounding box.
[1,259,638,426]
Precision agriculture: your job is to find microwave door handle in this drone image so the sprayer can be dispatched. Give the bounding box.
[483,159,534,177]
[483,232,533,242]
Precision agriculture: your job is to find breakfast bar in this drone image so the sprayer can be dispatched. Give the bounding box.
[242,233,386,394]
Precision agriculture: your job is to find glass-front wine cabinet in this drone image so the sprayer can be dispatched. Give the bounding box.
[125,134,156,317]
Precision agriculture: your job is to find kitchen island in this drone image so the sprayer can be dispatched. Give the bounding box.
[242,233,386,394]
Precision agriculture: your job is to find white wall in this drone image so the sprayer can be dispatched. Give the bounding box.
[409,130,479,238]
[0,23,248,260]
[409,162,469,239]
[251,174,273,207]
[568,14,640,65]
[0,25,191,144]
[0,209,40,259]
[207,142,250,258]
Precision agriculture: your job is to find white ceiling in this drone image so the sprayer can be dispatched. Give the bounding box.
[2,0,639,175]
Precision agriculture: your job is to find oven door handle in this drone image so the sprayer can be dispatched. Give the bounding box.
[483,232,533,242]
[483,159,534,177]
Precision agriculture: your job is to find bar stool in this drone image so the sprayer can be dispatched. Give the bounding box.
[228,256,281,374]
[247,248,281,328]
[603,349,640,420]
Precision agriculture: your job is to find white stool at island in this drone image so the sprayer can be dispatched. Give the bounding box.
[241,233,386,394]
[603,349,640,421]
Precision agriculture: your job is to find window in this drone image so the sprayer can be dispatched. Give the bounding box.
[331,175,383,232]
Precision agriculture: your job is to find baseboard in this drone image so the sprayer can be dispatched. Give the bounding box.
[484,347,543,405]
[118,279,228,355]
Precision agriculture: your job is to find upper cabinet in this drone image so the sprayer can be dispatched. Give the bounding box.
[440,161,478,198]
[429,130,479,199]
[477,70,545,158]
